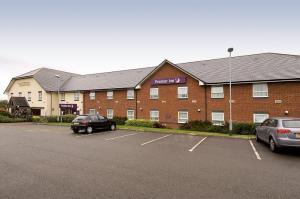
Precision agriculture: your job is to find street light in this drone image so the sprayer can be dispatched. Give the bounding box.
[227,48,234,134]
[55,75,61,122]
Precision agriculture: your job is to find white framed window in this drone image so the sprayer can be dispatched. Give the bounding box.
[253,113,269,123]
[74,91,80,101]
[150,110,159,121]
[253,83,268,98]
[127,109,135,120]
[27,92,31,101]
[107,91,113,99]
[107,108,114,119]
[18,92,22,97]
[178,87,188,99]
[211,86,224,98]
[38,91,42,101]
[61,93,65,101]
[89,109,96,115]
[212,112,225,126]
[178,111,188,123]
[127,89,135,99]
[150,88,159,99]
[90,91,95,100]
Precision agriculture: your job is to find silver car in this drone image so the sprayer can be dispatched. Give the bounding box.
[255,117,300,152]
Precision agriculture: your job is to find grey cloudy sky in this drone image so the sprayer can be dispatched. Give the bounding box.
[1,0,300,99]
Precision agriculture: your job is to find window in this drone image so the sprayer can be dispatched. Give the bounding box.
[253,83,268,97]
[90,91,95,100]
[212,112,225,126]
[211,86,224,98]
[38,91,42,101]
[27,92,31,101]
[127,109,135,120]
[18,92,22,97]
[150,110,159,121]
[178,87,188,99]
[61,93,65,101]
[178,111,188,123]
[74,91,80,101]
[150,88,159,99]
[107,108,113,119]
[253,113,269,123]
[107,91,113,99]
[89,109,96,115]
[127,89,135,99]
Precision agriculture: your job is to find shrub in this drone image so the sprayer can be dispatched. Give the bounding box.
[153,122,166,128]
[0,110,11,118]
[46,116,59,123]
[112,116,128,125]
[179,120,212,131]
[61,114,76,123]
[32,116,41,123]
[125,119,155,128]
[0,115,26,123]
[232,123,257,135]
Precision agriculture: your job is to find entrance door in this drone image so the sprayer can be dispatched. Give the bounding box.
[31,108,41,116]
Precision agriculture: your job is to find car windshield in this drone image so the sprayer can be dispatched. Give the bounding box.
[74,115,88,121]
[282,120,300,128]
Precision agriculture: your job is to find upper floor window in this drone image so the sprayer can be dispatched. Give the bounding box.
[253,113,269,123]
[211,86,224,98]
[150,110,159,121]
[127,89,135,99]
[18,92,22,97]
[89,109,96,115]
[253,83,268,98]
[211,111,225,126]
[178,111,188,123]
[107,91,113,99]
[27,92,31,101]
[150,88,159,99]
[178,87,188,99]
[38,91,42,101]
[90,91,95,100]
[74,91,80,101]
[107,108,114,119]
[127,109,135,120]
[61,93,65,101]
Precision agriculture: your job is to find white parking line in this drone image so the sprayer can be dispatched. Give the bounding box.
[141,134,172,146]
[106,133,139,141]
[188,137,207,152]
[249,140,262,160]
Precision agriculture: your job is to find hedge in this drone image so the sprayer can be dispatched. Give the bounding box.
[0,115,26,123]
[125,119,165,128]
[31,114,77,123]
[0,110,12,118]
[112,116,128,125]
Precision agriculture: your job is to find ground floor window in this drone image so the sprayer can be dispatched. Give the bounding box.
[107,108,114,119]
[150,110,159,121]
[178,111,188,123]
[212,111,225,126]
[253,113,269,123]
[89,109,96,115]
[127,109,135,120]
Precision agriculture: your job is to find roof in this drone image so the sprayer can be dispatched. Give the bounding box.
[60,66,155,91]
[177,53,300,84]
[8,97,30,107]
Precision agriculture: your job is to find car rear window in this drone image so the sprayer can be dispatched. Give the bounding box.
[282,120,300,128]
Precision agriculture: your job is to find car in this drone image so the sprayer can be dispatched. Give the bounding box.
[71,114,116,134]
[255,117,300,152]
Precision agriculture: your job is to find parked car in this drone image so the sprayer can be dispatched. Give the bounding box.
[71,114,116,134]
[255,117,300,152]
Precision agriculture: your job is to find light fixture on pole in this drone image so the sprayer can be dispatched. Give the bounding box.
[55,75,61,122]
[227,48,234,134]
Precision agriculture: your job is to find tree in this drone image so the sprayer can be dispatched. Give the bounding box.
[0,100,8,110]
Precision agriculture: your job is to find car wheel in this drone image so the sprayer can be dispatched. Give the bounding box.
[110,124,116,131]
[269,137,277,152]
[86,126,93,134]
[73,129,79,134]
[255,132,261,143]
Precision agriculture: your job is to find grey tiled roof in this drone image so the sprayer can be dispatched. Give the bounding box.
[60,66,155,91]
[177,53,300,84]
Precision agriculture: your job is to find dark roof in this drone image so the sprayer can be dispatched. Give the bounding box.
[8,97,30,107]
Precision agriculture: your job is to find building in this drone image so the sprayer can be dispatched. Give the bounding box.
[4,53,300,127]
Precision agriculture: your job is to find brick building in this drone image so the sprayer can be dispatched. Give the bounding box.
[5,53,300,127]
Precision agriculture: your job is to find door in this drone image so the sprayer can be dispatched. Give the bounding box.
[258,119,269,142]
[89,115,100,130]
[98,115,108,129]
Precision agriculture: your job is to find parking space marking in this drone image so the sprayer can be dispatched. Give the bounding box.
[188,137,207,152]
[141,134,172,146]
[249,140,262,160]
[106,133,139,141]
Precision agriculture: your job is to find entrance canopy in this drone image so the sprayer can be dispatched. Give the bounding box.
[8,97,30,108]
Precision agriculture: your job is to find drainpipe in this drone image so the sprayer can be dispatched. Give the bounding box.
[135,89,138,119]
[204,85,207,121]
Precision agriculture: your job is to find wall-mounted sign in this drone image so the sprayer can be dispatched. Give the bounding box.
[151,77,186,85]
[59,104,77,109]
[18,82,30,87]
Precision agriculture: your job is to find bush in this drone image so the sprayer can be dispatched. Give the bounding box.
[0,115,26,123]
[46,116,59,123]
[0,110,11,118]
[232,123,257,135]
[125,119,155,128]
[61,114,76,123]
[153,122,166,128]
[112,116,128,125]
[179,120,212,131]
[31,116,41,122]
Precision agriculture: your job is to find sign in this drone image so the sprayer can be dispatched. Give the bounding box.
[59,104,77,109]
[151,77,186,85]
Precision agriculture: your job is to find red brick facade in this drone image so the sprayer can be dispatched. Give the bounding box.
[83,62,300,128]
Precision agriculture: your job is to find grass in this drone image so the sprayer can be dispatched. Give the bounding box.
[42,122,255,139]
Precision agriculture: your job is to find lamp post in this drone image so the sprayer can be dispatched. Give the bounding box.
[55,75,61,122]
[228,48,234,134]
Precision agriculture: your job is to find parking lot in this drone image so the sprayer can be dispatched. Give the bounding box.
[1,123,300,199]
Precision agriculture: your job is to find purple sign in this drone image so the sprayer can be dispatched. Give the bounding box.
[59,104,77,109]
[151,77,186,85]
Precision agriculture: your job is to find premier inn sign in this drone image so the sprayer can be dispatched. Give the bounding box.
[151,77,187,85]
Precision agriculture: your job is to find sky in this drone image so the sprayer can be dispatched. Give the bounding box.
[1,0,300,99]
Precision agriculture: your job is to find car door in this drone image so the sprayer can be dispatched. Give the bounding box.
[98,115,108,129]
[266,119,278,140]
[90,115,100,130]
[259,119,270,142]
